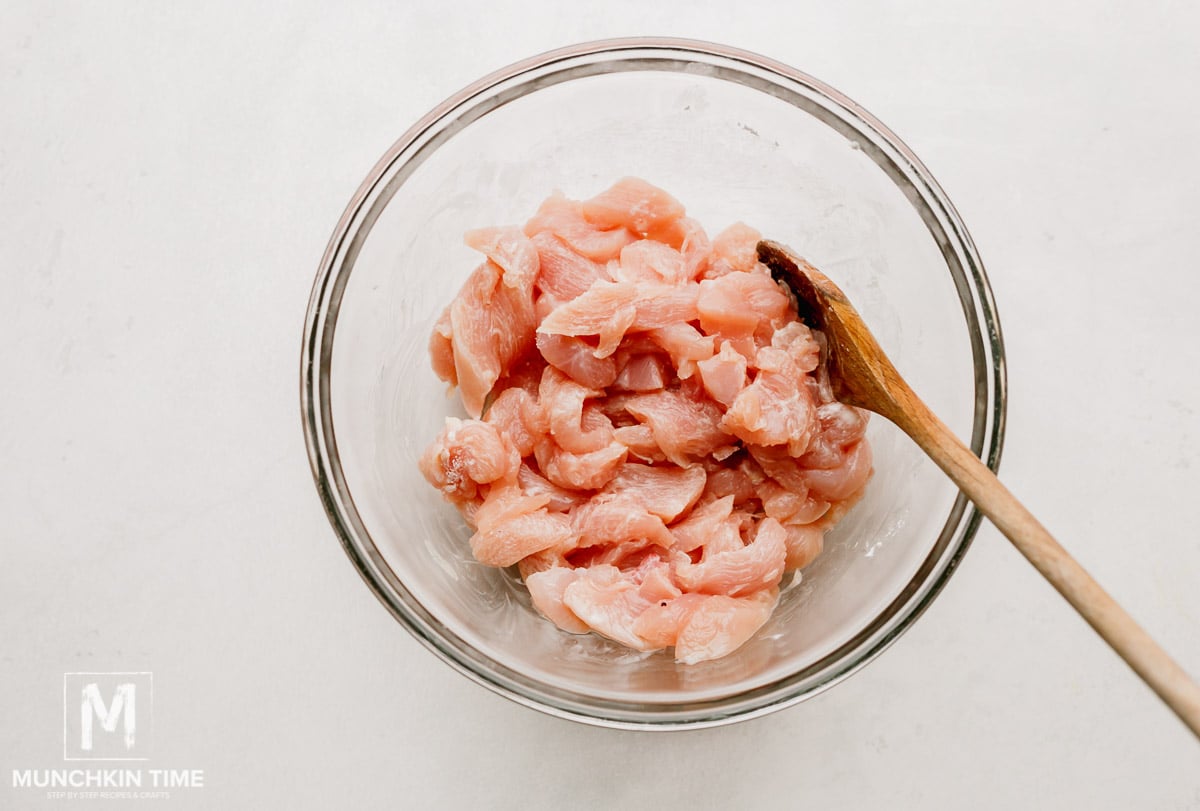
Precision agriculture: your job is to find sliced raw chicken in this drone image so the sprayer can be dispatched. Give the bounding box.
[723,348,818,454]
[768,320,822,373]
[669,495,735,552]
[674,589,778,665]
[696,268,791,340]
[449,260,537,417]
[802,439,873,502]
[759,477,830,526]
[517,547,570,578]
[421,179,875,662]
[525,567,589,633]
[711,222,763,273]
[800,402,871,469]
[647,323,714,379]
[613,353,668,392]
[570,493,675,549]
[419,418,520,506]
[469,485,573,567]
[612,424,667,463]
[674,517,787,597]
[429,305,457,386]
[538,366,613,454]
[647,216,711,279]
[517,463,589,512]
[536,332,618,389]
[602,462,706,523]
[781,523,824,570]
[700,464,759,508]
[625,389,732,466]
[464,226,539,290]
[632,554,683,603]
[483,386,543,458]
[581,177,686,236]
[696,341,748,407]
[537,281,639,358]
[569,539,656,569]
[615,240,687,285]
[524,191,634,262]
[629,283,701,331]
[562,565,661,651]
[746,444,809,493]
[632,593,709,649]
[530,231,610,300]
[533,436,627,491]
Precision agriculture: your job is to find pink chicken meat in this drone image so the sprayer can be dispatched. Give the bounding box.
[419,178,871,664]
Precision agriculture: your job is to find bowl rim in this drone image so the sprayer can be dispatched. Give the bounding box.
[300,36,1007,730]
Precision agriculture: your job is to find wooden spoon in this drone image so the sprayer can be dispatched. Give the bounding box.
[758,239,1200,739]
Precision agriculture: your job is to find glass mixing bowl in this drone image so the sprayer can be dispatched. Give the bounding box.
[301,38,1005,729]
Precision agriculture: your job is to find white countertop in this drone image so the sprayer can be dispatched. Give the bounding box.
[2,2,1198,808]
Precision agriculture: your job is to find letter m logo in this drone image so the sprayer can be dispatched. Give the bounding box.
[64,672,153,760]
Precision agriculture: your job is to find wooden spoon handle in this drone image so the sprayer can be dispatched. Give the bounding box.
[898,401,1200,739]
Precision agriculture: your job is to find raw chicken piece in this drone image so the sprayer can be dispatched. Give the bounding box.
[612,424,666,463]
[449,260,538,417]
[536,332,618,389]
[696,268,791,341]
[746,444,808,493]
[562,565,661,651]
[669,495,735,552]
[696,341,748,407]
[625,389,732,467]
[429,305,457,386]
[674,517,787,597]
[700,464,759,508]
[674,589,778,665]
[613,353,668,392]
[647,323,714,380]
[802,439,873,502]
[581,177,686,236]
[517,547,570,578]
[632,554,683,604]
[524,191,635,262]
[615,240,687,285]
[646,216,711,279]
[419,418,520,506]
[538,366,613,454]
[799,402,871,469]
[570,493,675,549]
[632,593,709,649]
[533,436,627,491]
[772,319,821,358]
[517,463,588,513]
[601,462,706,523]
[531,231,609,300]
[781,523,824,570]
[723,343,818,454]
[629,283,701,332]
[483,387,543,458]
[759,478,830,526]
[568,539,657,569]
[525,567,589,633]
[537,281,639,358]
[711,222,763,273]
[469,485,573,567]
[464,226,539,290]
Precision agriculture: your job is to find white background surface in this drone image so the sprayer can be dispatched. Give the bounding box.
[2,1,1198,808]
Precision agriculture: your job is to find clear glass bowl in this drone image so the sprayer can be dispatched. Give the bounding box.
[300,38,1005,729]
